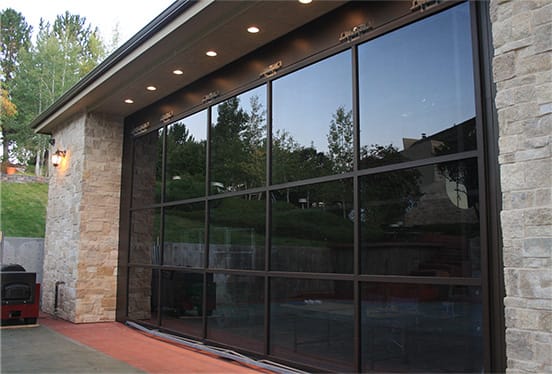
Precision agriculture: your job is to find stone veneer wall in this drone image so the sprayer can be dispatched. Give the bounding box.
[490,0,552,372]
[42,112,123,323]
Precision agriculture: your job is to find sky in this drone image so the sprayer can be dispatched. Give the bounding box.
[2,0,175,47]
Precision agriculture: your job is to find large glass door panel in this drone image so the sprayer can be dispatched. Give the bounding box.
[361,282,483,372]
[270,278,354,372]
[359,2,476,169]
[160,270,206,338]
[206,274,264,353]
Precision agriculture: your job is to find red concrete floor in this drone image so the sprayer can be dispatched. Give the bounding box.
[39,313,271,373]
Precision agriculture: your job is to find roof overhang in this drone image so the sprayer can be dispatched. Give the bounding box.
[32,0,347,134]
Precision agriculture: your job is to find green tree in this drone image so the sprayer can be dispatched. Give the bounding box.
[327,106,353,174]
[211,97,250,190]
[9,12,107,175]
[0,8,31,169]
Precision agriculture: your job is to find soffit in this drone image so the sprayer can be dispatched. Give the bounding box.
[34,0,347,133]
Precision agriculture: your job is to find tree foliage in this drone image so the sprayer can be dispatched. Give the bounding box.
[327,106,353,174]
[0,8,108,174]
[0,8,31,167]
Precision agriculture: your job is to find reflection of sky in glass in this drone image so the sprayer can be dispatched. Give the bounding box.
[273,51,352,153]
[215,85,267,119]
[359,2,474,150]
[180,109,207,141]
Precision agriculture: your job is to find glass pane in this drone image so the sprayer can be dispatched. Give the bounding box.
[271,179,353,273]
[272,50,353,184]
[211,85,267,194]
[209,194,266,270]
[163,203,205,268]
[206,274,264,353]
[128,267,159,325]
[270,278,354,372]
[360,159,480,277]
[129,208,161,265]
[132,128,163,206]
[361,282,483,372]
[160,270,209,338]
[359,3,476,169]
[165,110,207,202]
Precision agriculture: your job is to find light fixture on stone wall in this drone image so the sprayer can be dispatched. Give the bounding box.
[51,149,66,168]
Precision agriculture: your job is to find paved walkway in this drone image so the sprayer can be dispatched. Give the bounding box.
[1,314,268,373]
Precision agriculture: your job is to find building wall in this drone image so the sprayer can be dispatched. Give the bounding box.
[42,113,124,322]
[490,0,552,372]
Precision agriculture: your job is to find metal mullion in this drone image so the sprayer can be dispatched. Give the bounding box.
[155,265,203,273]
[471,1,505,371]
[202,106,212,340]
[206,268,266,276]
[352,42,361,374]
[264,80,273,356]
[356,150,479,177]
[159,126,167,263]
[205,186,267,201]
[470,1,491,372]
[358,274,482,287]
[267,271,354,281]
[268,172,356,192]
[123,130,137,319]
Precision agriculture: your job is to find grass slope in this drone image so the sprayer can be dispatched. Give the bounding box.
[1,182,48,237]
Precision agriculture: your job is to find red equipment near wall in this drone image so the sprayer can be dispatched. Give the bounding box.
[1,264,40,325]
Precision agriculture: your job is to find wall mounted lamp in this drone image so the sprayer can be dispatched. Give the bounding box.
[51,149,66,168]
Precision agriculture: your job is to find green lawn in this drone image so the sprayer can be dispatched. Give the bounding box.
[1,182,48,237]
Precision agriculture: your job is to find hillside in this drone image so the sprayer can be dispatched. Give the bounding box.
[1,181,48,237]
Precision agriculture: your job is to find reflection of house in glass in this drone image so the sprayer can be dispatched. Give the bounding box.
[30,0,550,373]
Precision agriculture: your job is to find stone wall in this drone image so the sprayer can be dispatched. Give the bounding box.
[42,114,86,321]
[490,0,552,372]
[42,112,124,323]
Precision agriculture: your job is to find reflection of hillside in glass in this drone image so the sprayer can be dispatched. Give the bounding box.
[271,179,354,274]
[209,195,266,270]
[163,203,205,268]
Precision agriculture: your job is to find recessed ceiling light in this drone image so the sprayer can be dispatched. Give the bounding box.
[299,0,312,3]
[206,50,217,57]
[146,85,157,91]
[247,26,260,34]
[124,99,134,104]
[173,69,184,75]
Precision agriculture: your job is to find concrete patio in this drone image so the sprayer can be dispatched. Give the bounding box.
[1,314,272,373]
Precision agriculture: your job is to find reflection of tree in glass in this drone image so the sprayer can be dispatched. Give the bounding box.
[360,145,422,238]
[211,96,266,191]
[272,129,332,185]
[327,106,353,174]
[434,118,479,215]
[165,122,205,200]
